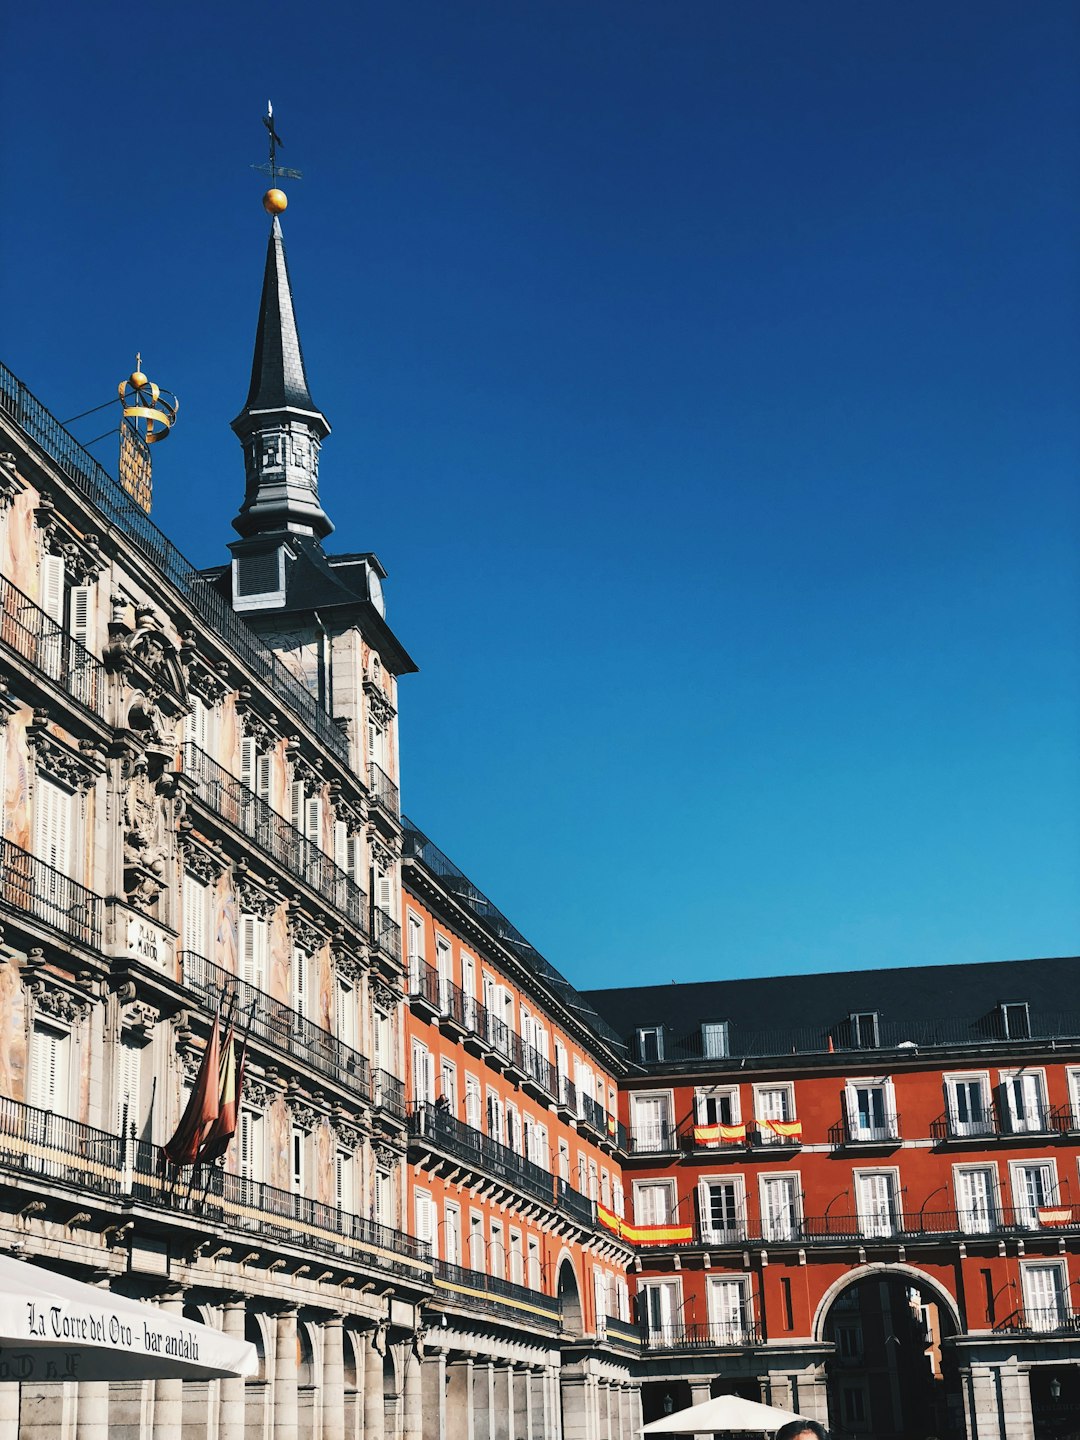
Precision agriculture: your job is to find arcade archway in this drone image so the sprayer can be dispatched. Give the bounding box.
[557,1258,583,1336]
[819,1269,963,1439]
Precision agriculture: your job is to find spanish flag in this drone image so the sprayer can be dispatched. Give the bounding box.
[1037,1206,1073,1226]
[199,1024,245,1166]
[758,1118,803,1140]
[162,1016,221,1167]
[596,1205,693,1246]
[693,1122,747,1146]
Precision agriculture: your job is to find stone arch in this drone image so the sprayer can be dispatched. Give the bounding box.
[556,1249,583,1336]
[245,1311,269,1383]
[812,1259,962,1342]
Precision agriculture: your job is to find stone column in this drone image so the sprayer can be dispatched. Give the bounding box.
[77,1383,110,1440]
[154,1295,185,1440]
[323,1317,346,1440]
[362,1330,383,1440]
[0,1383,16,1440]
[792,1365,829,1425]
[446,1358,473,1440]
[219,1299,247,1440]
[273,1310,299,1440]
[401,1347,422,1440]
[473,1363,493,1440]
[491,1366,511,1440]
[420,1352,446,1440]
[511,1366,529,1440]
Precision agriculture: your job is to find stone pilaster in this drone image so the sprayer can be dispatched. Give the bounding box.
[77,1383,109,1440]
[273,1310,299,1440]
[322,1317,346,1440]
[362,1329,383,1440]
[153,1296,184,1440]
[219,1300,247,1440]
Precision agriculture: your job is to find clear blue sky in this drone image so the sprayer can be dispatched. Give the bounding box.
[3,3,1079,988]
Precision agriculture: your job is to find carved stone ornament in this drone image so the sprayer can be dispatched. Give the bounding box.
[329,785,365,837]
[332,1117,365,1153]
[243,1077,275,1112]
[28,713,104,792]
[363,677,395,729]
[235,688,280,754]
[179,632,233,707]
[332,947,365,984]
[369,837,394,876]
[234,862,280,919]
[288,907,325,958]
[34,495,105,585]
[177,1045,203,1082]
[372,1139,399,1170]
[0,679,19,726]
[179,835,228,885]
[286,744,322,799]
[121,747,171,907]
[369,976,400,1014]
[0,453,25,512]
[29,977,91,1026]
[120,999,160,1037]
[287,1097,320,1134]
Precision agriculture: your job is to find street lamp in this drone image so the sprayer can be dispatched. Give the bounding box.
[662,1394,674,1416]
[1050,1377,1062,1402]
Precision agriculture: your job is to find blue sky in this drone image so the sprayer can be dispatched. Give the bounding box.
[3,2,1079,988]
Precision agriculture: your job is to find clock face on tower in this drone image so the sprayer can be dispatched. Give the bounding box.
[368,567,385,616]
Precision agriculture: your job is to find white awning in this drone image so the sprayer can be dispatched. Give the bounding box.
[642,1393,804,1434]
[0,1254,258,1383]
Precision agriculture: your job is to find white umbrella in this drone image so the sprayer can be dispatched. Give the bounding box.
[642,1393,805,1434]
[0,1254,258,1383]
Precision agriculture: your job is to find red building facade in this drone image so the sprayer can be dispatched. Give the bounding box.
[587,959,1080,1440]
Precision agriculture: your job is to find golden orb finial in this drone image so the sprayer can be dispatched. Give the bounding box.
[263,188,288,216]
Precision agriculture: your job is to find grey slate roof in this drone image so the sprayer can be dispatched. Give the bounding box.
[237,217,324,421]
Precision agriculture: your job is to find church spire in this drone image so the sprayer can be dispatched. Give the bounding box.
[230,198,333,541]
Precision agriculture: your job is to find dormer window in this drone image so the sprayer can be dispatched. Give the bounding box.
[999,1002,1030,1040]
[850,1012,880,1049]
[701,1022,729,1059]
[636,1027,663,1064]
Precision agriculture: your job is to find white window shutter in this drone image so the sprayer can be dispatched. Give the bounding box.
[291,780,305,833]
[305,796,321,847]
[40,554,65,625]
[334,820,348,871]
[115,1036,141,1136]
[256,753,272,803]
[241,916,267,990]
[182,876,208,956]
[34,778,73,877]
[240,737,256,791]
[292,948,307,1018]
[70,586,92,651]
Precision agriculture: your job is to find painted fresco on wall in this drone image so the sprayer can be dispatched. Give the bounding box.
[4,710,30,850]
[0,957,26,1100]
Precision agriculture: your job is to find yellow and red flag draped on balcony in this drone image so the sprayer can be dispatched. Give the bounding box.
[1037,1206,1073,1226]
[693,1122,747,1146]
[756,1117,803,1140]
[596,1204,693,1246]
[162,1016,221,1166]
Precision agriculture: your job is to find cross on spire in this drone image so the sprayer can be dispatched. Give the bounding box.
[251,101,303,185]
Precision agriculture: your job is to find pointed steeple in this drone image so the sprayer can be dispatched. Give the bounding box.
[231,215,333,541]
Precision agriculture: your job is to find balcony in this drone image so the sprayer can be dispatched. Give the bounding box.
[0,1094,123,1197]
[368,762,400,818]
[579,1092,624,1148]
[641,1322,761,1353]
[931,1107,1000,1143]
[408,1105,597,1230]
[994,1308,1080,1337]
[0,837,103,950]
[432,1258,560,1332]
[1051,1104,1080,1137]
[998,1103,1056,1138]
[830,1109,901,1149]
[370,906,401,963]
[0,574,108,719]
[130,1140,430,1283]
[598,1316,642,1355]
[370,1069,406,1123]
[627,1123,681,1156]
[181,743,367,936]
[0,363,349,765]
[181,951,371,1099]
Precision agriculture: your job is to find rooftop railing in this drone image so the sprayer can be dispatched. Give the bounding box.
[0,362,348,763]
[131,1141,429,1282]
[0,837,103,950]
[432,1258,560,1330]
[181,950,371,1098]
[0,574,108,719]
[180,743,367,936]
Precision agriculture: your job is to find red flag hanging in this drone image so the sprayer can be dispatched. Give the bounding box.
[162,1015,221,1167]
[199,1025,242,1166]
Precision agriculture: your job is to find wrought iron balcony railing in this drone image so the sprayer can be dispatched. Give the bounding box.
[997,1103,1056,1137]
[831,1109,902,1147]
[432,1258,560,1329]
[0,1094,123,1196]
[994,1307,1080,1336]
[578,1092,626,1148]
[181,951,371,1099]
[131,1141,430,1282]
[641,1322,761,1352]
[0,574,108,718]
[0,837,103,949]
[368,762,400,818]
[931,1107,1000,1142]
[598,1316,642,1353]
[627,1123,681,1155]
[181,743,367,934]
[370,1069,406,1122]
[1050,1104,1080,1135]
[0,363,349,764]
[408,1104,598,1230]
[370,906,401,962]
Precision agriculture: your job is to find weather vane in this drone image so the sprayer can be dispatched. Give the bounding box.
[252,101,302,216]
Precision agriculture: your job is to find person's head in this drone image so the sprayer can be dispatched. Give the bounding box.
[774,1423,829,1440]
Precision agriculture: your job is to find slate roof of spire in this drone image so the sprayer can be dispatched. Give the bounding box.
[236,217,326,423]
